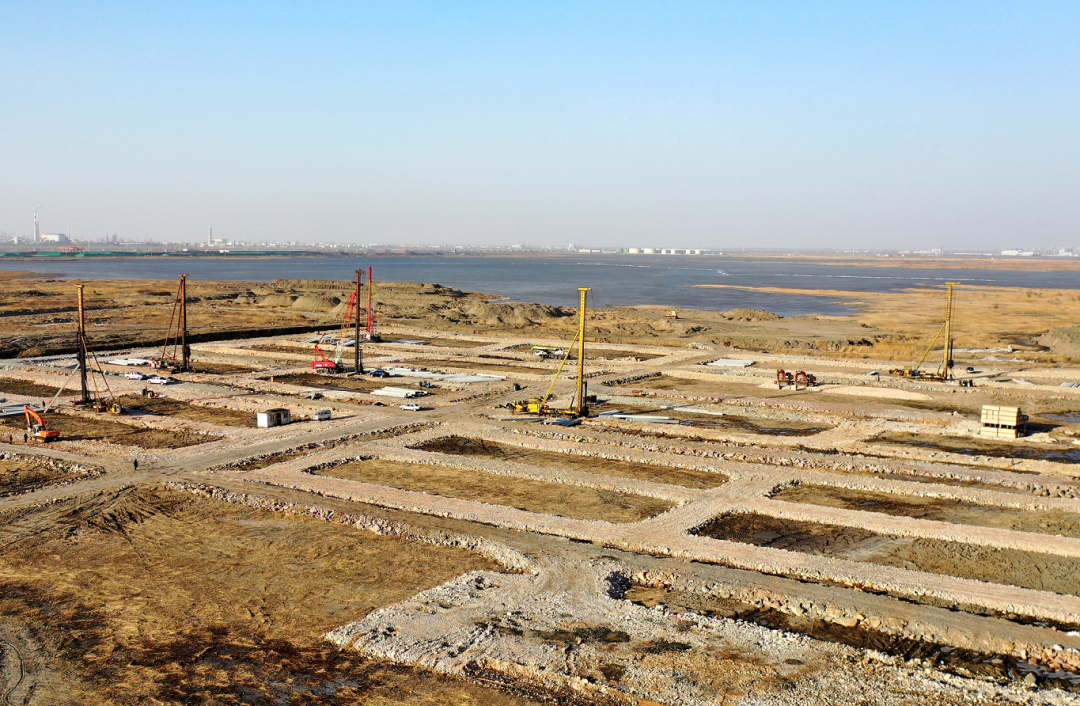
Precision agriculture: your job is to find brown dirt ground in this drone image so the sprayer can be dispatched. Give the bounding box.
[774,484,1080,538]
[186,361,258,375]
[116,394,258,428]
[415,436,727,489]
[0,378,64,398]
[0,487,542,706]
[249,343,319,355]
[311,458,673,523]
[696,512,1080,597]
[0,459,82,497]
[0,412,218,449]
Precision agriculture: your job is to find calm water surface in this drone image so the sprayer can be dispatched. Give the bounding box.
[2,255,1077,317]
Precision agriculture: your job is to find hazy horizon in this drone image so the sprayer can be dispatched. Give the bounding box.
[3,3,1078,250]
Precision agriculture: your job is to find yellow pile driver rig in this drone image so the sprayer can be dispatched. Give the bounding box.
[511,287,592,418]
[889,282,958,382]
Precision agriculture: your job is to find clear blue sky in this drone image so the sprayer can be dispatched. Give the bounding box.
[2,1,1077,249]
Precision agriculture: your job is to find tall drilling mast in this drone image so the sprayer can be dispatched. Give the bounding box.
[939,282,957,380]
[75,284,91,405]
[160,274,191,371]
[365,266,377,341]
[354,269,364,373]
[575,287,591,417]
[180,274,190,371]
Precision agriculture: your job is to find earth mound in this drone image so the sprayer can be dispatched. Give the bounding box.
[1038,326,1080,358]
[718,308,782,322]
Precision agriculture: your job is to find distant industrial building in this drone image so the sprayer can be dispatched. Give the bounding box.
[40,233,70,243]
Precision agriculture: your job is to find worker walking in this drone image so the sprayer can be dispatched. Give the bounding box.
[23,432,28,444]
[133,459,139,472]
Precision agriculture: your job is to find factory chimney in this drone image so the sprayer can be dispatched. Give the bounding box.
[207,226,212,246]
[33,209,40,243]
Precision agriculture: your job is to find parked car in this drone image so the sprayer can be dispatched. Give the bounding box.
[147,376,174,385]
[125,372,147,380]
[966,366,977,373]
[311,409,332,421]
[399,403,422,411]
[370,369,390,378]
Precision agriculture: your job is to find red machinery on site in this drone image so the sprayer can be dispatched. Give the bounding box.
[312,289,359,373]
[776,369,817,391]
[24,406,59,441]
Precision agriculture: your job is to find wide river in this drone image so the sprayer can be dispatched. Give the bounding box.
[2,255,1077,317]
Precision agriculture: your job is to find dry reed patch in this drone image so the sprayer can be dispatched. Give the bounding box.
[0,488,537,706]
[694,283,1080,359]
[312,458,673,523]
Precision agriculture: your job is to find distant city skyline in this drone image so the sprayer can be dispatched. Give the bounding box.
[2,3,1078,249]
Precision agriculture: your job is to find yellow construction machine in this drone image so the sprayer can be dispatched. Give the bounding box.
[511,288,592,418]
[890,282,958,382]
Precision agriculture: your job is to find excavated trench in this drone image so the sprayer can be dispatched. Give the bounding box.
[624,585,1080,690]
[695,512,1080,597]
[772,484,1080,539]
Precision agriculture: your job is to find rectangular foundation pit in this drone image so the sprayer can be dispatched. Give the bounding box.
[595,404,829,436]
[0,412,219,449]
[872,432,1080,464]
[773,484,1080,539]
[623,584,1080,690]
[413,435,726,489]
[695,512,1080,597]
[311,458,674,523]
[788,464,1077,498]
[397,359,553,375]
[271,372,449,395]
[116,395,258,428]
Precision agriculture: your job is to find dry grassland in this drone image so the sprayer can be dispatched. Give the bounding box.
[695,283,1080,360]
[0,488,537,706]
[311,458,674,523]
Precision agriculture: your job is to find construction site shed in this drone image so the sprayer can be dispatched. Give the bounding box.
[257,408,291,428]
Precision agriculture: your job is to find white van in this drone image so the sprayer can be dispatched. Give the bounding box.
[312,409,332,421]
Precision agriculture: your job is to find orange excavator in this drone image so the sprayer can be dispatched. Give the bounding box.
[24,406,59,441]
